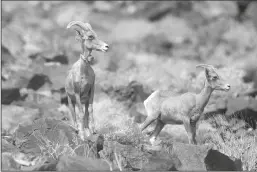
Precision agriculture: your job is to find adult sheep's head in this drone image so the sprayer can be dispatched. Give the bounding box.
[67,21,109,53]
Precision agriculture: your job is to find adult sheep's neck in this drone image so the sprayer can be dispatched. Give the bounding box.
[80,50,91,66]
[196,80,214,111]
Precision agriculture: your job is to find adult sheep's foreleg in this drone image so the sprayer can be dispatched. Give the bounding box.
[75,93,87,140]
[67,95,77,129]
[83,101,91,137]
[88,83,96,134]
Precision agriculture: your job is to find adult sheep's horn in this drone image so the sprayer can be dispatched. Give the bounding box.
[67,21,91,31]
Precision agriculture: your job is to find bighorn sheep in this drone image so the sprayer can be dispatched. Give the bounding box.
[65,21,109,140]
[140,64,231,145]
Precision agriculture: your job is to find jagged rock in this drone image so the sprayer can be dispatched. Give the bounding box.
[20,157,58,171]
[2,139,18,153]
[2,152,21,171]
[56,156,110,171]
[2,105,40,134]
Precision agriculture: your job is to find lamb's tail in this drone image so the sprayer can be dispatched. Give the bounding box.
[144,90,161,114]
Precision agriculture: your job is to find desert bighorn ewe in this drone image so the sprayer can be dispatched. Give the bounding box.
[65,21,109,140]
[140,64,231,145]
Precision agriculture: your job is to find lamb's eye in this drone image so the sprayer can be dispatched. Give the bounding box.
[213,76,218,80]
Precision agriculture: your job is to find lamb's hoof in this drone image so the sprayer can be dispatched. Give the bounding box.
[149,137,162,146]
[79,131,85,141]
[84,128,91,137]
[90,128,97,135]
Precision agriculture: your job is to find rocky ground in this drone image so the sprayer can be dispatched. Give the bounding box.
[1,1,257,171]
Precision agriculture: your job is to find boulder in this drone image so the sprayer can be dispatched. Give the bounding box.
[2,105,40,134]
[1,88,23,105]
[205,149,243,171]
[43,54,69,65]
[143,142,242,171]
[12,118,104,159]
[12,118,78,155]
[56,155,110,171]
[27,74,52,91]
[2,152,21,171]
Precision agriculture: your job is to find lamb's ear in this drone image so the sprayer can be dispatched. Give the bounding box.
[196,64,215,80]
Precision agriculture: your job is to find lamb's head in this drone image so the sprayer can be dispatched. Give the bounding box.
[67,21,109,52]
[196,64,231,92]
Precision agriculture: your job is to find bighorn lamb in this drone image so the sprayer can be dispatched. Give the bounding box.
[140,64,231,145]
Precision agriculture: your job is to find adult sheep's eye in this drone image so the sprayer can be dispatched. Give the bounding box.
[88,35,94,40]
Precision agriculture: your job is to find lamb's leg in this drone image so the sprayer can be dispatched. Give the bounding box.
[67,95,77,129]
[183,118,197,144]
[149,119,165,145]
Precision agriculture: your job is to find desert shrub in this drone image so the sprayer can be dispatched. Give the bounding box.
[199,114,257,171]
